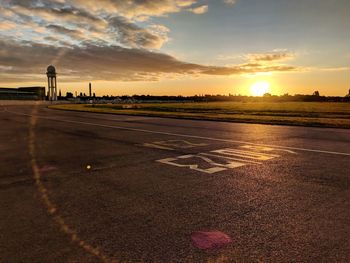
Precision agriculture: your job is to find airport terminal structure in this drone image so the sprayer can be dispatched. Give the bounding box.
[0,65,57,101]
[0,86,46,100]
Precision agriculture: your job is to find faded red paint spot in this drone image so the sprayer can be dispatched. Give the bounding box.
[191,231,232,250]
[39,165,57,173]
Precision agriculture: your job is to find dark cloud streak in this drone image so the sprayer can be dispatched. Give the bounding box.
[247,52,295,62]
[0,40,299,82]
[108,16,167,49]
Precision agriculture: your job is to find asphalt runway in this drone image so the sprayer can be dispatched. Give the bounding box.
[1,104,350,262]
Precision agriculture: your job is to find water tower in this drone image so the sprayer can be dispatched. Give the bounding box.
[46,65,57,101]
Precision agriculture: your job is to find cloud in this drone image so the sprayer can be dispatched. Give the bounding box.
[247,51,295,62]
[1,0,200,49]
[317,67,350,72]
[223,0,236,5]
[217,51,295,63]
[189,5,208,14]
[216,54,240,61]
[108,17,169,49]
[103,0,198,19]
[0,1,301,84]
[0,21,17,30]
[0,40,300,83]
[6,0,199,21]
[46,24,85,40]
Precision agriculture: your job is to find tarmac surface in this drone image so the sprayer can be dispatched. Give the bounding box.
[1,104,350,262]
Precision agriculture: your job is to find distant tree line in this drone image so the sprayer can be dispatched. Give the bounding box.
[109,93,350,103]
[59,89,350,103]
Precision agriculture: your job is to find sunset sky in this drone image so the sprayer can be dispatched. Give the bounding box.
[0,0,349,96]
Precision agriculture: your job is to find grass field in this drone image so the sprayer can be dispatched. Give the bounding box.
[50,102,350,128]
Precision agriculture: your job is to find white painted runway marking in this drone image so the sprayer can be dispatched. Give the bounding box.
[200,153,261,164]
[157,154,246,174]
[142,143,174,150]
[142,139,207,150]
[157,145,285,174]
[153,140,207,149]
[211,148,279,161]
[6,108,350,157]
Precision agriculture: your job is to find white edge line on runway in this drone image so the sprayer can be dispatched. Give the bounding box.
[5,108,350,157]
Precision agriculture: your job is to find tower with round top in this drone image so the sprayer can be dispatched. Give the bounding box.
[46,65,57,101]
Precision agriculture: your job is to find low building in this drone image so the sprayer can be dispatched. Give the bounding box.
[0,86,46,100]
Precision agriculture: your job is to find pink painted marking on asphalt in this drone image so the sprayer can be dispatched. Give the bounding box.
[191,231,232,250]
[38,165,57,173]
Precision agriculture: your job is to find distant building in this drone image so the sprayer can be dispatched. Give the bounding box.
[313,91,320,96]
[346,89,350,97]
[66,92,73,98]
[0,86,45,100]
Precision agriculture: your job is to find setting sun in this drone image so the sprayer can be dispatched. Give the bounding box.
[250,81,270,96]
